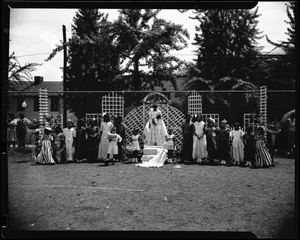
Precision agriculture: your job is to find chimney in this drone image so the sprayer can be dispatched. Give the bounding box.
[34,76,43,85]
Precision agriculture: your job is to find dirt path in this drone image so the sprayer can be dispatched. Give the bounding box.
[5,152,296,238]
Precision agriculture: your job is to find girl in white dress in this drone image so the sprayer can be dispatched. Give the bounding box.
[165,128,176,163]
[131,128,142,163]
[229,122,244,165]
[98,114,114,160]
[63,119,76,162]
[192,114,207,163]
[145,104,167,146]
[105,126,122,165]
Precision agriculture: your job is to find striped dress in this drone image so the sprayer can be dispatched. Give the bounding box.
[254,134,273,167]
[37,134,56,164]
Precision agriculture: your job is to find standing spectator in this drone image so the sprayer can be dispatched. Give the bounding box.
[130,128,142,163]
[252,126,274,168]
[286,112,295,157]
[192,114,207,164]
[205,118,218,165]
[164,127,176,163]
[216,119,231,165]
[52,125,65,164]
[98,114,114,161]
[105,126,122,166]
[243,126,255,167]
[181,114,194,163]
[13,113,32,152]
[86,119,100,163]
[115,116,127,161]
[36,127,56,165]
[11,113,31,151]
[63,119,76,162]
[75,119,86,163]
[229,122,244,165]
[7,114,17,151]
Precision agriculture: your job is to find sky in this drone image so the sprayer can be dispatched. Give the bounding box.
[8,2,290,81]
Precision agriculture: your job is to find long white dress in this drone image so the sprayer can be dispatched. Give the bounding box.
[230,129,244,163]
[63,127,76,161]
[144,108,167,146]
[98,121,114,160]
[192,121,208,159]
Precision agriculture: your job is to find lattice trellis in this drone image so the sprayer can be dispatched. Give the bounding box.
[260,85,267,139]
[124,105,185,150]
[102,92,124,119]
[39,88,49,127]
[188,91,202,115]
[244,113,259,133]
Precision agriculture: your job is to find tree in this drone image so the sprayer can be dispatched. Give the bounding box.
[183,8,263,122]
[46,9,122,118]
[113,9,190,91]
[8,52,41,91]
[190,8,263,84]
[266,2,296,88]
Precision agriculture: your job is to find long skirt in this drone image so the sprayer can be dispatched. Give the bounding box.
[255,140,273,167]
[37,140,56,164]
[192,135,207,159]
[98,131,110,160]
[65,138,74,161]
[232,138,244,163]
[145,119,167,146]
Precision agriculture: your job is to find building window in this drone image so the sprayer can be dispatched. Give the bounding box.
[17,97,26,111]
[50,96,59,112]
[34,96,39,112]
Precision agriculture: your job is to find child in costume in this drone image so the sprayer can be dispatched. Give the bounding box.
[192,114,207,164]
[229,122,244,165]
[216,119,231,165]
[204,118,218,165]
[243,126,255,166]
[63,119,76,162]
[165,127,176,163]
[105,126,122,166]
[253,126,274,168]
[37,127,56,165]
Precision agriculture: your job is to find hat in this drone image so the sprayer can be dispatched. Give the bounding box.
[45,127,52,131]
[221,119,227,124]
[67,119,73,123]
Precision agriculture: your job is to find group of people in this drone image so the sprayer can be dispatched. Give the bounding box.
[180,113,275,168]
[32,115,130,165]
[7,107,295,168]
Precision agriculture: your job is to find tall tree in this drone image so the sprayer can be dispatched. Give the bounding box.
[113,9,190,91]
[46,9,122,118]
[190,8,263,85]
[266,2,296,88]
[184,8,263,122]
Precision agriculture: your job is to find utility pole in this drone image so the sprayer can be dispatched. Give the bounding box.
[62,25,67,127]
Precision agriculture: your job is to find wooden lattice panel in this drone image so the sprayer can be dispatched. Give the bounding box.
[188,91,202,115]
[124,105,185,150]
[102,92,124,119]
[259,86,267,139]
[39,88,49,127]
[244,113,259,133]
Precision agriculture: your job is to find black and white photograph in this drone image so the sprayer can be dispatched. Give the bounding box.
[3,1,297,238]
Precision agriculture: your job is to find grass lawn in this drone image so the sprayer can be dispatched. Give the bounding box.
[4,149,296,238]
